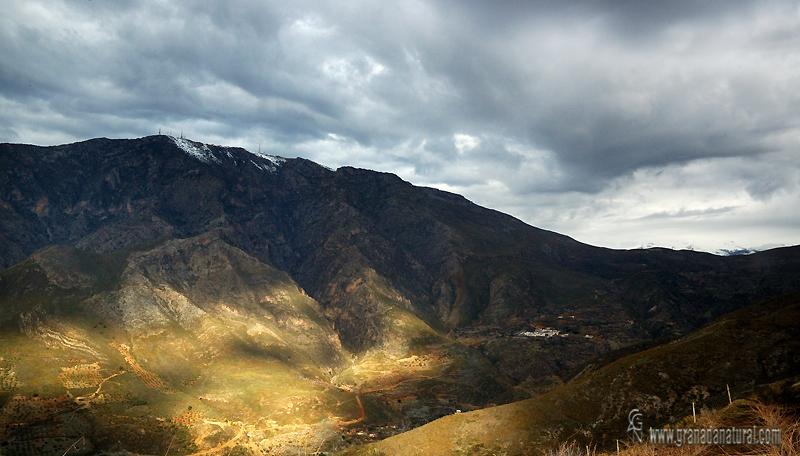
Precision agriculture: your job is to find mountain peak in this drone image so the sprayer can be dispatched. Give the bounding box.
[165,134,286,172]
[168,135,220,164]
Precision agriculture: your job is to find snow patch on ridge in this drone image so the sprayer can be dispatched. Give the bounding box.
[251,149,286,167]
[168,135,286,172]
[169,136,219,164]
[250,160,276,172]
[247,149,286,172]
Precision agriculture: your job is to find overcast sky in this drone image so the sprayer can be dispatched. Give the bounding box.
[2,0,799,253]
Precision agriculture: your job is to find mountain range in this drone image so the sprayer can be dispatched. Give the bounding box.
[1,135,798,455]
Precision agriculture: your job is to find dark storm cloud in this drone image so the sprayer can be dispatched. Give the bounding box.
[438,0,755,32]
[1,0,799,250]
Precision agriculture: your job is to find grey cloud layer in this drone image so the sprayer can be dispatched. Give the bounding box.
[2,0,799,250]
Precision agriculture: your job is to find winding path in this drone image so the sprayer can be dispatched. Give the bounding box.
[338,395,366,426]
[74,370,126,407]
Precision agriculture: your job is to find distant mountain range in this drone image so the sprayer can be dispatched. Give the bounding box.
[716,247,760,256]
[1,135,799,455]
[637,243,786,256]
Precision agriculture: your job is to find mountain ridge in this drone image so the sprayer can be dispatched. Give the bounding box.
[4,135,800,355]
[2,135,800,454]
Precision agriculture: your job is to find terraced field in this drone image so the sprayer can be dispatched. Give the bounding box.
[109,342,166,389]
[57,362,103,389]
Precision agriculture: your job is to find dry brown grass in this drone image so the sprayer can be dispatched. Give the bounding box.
[748,402,800,456]
[588,401,800,456]
[546,441,598,456]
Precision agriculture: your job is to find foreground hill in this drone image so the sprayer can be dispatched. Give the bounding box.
[340,293,800,456]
